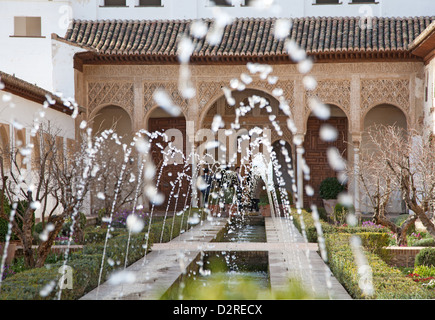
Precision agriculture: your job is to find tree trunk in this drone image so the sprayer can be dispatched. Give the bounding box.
[35,219,63,268]
[21,207,36,268]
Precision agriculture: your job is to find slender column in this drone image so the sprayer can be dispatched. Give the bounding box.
[353,140,361,217]
[295,134,305,209]
[186,120,198,207]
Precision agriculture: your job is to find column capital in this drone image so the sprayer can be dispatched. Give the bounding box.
[351,132,362,147]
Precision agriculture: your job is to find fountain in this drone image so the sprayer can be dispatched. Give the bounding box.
[0,0,372,301]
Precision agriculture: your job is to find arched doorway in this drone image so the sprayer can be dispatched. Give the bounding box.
[304,105,349,208]
[361,104,408,214]
[147,107,189,213]
[200,88,296,211]
[201,88,294,170]
[92,105,132,141]
[90,105,134,216]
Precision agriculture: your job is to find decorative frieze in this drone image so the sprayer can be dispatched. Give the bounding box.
[360,79,410,115]
[87,81,134,114]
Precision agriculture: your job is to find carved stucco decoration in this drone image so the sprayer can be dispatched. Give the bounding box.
[196,79,294,114]
[304,80,351,118]
[360,79,410,115]
[143,82,189,114]
[87,82,134,115]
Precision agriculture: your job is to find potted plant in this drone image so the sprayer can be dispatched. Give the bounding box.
[319,177,345,217]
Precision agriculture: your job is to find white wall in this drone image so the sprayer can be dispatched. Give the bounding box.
[0,92,75,140]
[52,38,86,100]
[68,0,435,21]
[423,60,435,139]
[0,0,73,92]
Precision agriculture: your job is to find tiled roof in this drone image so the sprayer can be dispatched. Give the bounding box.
[60,16,435,63]
[0,71,82,115]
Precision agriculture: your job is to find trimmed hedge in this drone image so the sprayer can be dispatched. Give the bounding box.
[292,210,388,243]
[0,214,198,300]
[415,248,435,267]
[325,233,435,299]
[294,209,435,299]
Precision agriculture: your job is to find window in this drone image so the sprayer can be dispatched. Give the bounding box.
[241,0,255,6]
[315,0,340,4]
[138,0,162,6]
[211,0,233,6]
[103,0,126,7]
[13,17,42,37]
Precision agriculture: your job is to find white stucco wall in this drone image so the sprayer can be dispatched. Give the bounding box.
[0,91,75,140]
[423,59,435,139]
[69,0,435,21]
[0,0,73,92]
[51,38,86,100]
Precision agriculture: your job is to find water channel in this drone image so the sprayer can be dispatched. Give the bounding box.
[164,215,270,299]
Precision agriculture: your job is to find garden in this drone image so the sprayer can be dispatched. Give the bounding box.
[0,204,207,300]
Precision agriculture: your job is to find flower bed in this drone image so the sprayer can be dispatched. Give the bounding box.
[293,209,435,299]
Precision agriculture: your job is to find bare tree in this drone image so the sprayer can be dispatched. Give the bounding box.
[0,123,93,268]
[377,126,435,238]
[349,125,417,246]
[90,130,144,221]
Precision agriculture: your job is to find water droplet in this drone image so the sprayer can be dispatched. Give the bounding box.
[308,98,330,120]
[305,185,314,196]
[190,20,208,38]
[240,73,252,84]
[2,93,12,102]
[303,76,317,90]
[327,147,346,171]
[320,124,338,142]
[188,213,200,225]
[298,58,313,74]
[108,270,136,286]
[196,176,209,191]
[177,36,194,64]
[274,18,291,39]
[126,214,145,234]
[153,89,181,117]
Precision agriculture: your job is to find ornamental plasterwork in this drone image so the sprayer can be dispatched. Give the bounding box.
[143,81,188,113]
[87,82,134,114]
[196,79,294,114]
[304,80,351,117]
[360,79,410,114]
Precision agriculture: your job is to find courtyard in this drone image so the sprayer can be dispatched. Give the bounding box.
[0,0,435,311]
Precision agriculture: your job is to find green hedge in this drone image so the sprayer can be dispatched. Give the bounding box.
[415,248,435,267]
[292,210,388,243]
[325,233,435,299]
[0,214,197,300]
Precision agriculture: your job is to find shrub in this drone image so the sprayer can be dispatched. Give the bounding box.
[413,265,435,278]
[333,203,347,225]
[415,248,435,267]
[0,212,200,300]
[412,238,435,247]
[325,233,435,299]
[319,177,345,200]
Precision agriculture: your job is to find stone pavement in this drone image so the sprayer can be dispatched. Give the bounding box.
[80,216,351,300]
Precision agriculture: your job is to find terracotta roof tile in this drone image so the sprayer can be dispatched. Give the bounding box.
[0,71,83,115]
[61,16,435,62]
